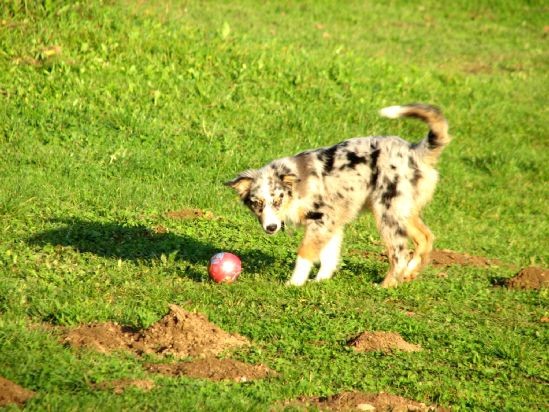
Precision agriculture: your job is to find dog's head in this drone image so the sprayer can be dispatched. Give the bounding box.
[225,164,297,235]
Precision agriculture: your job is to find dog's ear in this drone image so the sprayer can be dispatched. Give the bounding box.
[225,170,256,198]
[280,173,298,189]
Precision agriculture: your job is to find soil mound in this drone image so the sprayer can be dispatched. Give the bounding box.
[145,358,272,382]
[0,376,35,407]
[166,208,213,220]
[63,304,249,358]
[94,379,155,394]
[63,322,133,354]
[430,249,503,268]
[503,267,548,290]
[292,391,447,411]
[348,332,421,354]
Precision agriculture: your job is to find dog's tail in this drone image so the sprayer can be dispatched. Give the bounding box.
[379,103,450,165]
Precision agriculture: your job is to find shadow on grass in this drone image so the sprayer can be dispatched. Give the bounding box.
[27,218,275,282]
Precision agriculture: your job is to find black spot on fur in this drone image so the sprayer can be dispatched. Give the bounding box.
[382,213,398,228]
[318,145,338,174]
[243,194,252,207]
[369,149,381,187]
[305,211,324,220]
[337,192,344,199]
[409,156,422,186]
[427,130,442,150]
[345,152,367,169]
[396,226,407,237]
[390,164,396,170]
[381,176,399,207]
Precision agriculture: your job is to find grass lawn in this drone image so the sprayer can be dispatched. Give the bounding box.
[1,0,548,410]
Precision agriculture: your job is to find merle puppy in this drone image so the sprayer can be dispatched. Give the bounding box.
[226,104,451,287]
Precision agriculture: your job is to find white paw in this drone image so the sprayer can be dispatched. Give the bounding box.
[287,256,313,287]
[312,276,329,283]
[313,272,334,283]
[285,278,307,287]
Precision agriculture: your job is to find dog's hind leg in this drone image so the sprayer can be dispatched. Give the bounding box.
[373,211,410,288]
[403,215,434,281]
[314,228,344,282]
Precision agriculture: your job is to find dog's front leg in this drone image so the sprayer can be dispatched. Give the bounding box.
[286,223,338,286]
[314,228,343,282]
[287,255,314,286]
[286,224,323,286]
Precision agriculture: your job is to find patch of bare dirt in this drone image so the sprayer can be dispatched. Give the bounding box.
[288,391,448,412]
[503,267,548,290]
[462,63,493,75]
[347,332,421,354]
[349,248,507,270]
[63,322,134,354]
[166,208,214,220]
[145,358,272,382]
[0,376,35,407]
[63,304,249,358]
[430,249,505,268]
[94,379,155,394]
[348,249,387,262]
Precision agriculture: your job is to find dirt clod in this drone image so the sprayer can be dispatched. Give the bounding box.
[289,391,447,412]
[145,358,272,382]
[348,332,421,354]
[94,379,155,394]
[503,267,548,290]
[0,376,35,407]
[63,304,249,358]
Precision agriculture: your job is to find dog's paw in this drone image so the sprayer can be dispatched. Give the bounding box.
[313,274,332,283]
[400,272,418,283]
[380,276,399,288]
[285,278,307,287]
[312,277,328,283]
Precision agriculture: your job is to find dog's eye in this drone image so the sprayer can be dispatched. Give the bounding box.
[251,200,264,210]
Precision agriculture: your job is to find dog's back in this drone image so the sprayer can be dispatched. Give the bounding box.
[285,104,450,226]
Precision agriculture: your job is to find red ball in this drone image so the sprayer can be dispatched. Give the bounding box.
[208,252,242,283]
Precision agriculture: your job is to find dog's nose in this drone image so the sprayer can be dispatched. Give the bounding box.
[265,224,278,234]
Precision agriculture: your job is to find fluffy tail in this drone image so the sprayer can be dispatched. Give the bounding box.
[379,103,451,165]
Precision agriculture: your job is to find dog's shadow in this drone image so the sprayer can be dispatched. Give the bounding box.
[27,218,275,282]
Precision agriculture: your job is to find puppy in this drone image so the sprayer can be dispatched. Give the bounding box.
[226,104,451,287]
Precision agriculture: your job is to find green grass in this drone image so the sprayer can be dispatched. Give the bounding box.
[1,0,548,410]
